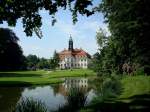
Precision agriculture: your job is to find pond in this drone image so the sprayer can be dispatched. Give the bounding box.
[0,77,96,112]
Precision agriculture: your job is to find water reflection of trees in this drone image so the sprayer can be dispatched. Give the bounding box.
[0,87,23,112]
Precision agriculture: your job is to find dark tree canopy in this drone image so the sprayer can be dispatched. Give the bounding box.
[90,0,150,75]
[0,28,26,70]
[0,0,95,38]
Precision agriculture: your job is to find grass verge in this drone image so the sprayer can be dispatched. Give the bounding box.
[0,69,95,86]
[84,75,150,112]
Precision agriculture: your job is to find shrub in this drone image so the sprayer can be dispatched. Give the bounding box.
[54,88,87,112]
[12,97,47,112]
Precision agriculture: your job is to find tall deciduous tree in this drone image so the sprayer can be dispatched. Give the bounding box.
[97,0,150,74]
[50,50,59,70]
[0,28,26,70]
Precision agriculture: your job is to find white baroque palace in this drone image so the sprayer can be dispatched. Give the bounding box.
[58,36,91,69]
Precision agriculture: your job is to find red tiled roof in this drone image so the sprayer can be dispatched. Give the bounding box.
[58,48,90,60]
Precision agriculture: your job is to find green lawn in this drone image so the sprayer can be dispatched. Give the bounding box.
[119,75,150,99]
[0,69,95,86]
[47,69,95,78]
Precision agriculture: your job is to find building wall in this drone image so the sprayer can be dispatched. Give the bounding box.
[59,56,90,69]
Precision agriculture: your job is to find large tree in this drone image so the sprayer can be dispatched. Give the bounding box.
[0,0,95,38]
[0,28,26,70]
[97,0,150,74]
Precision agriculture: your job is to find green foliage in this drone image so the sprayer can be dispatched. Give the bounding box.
[91,0,150,75]
[100,0,150,74]
[37,58,50,69]
[67,88,87,108]
[0,28,26,70]
[92,73,122,103]
[87,75,150,112]
[26,55,53,70]
[54,88,87,112]
[50,50,59,70]
[120,76,150,98]
[96,28,108,49]
[12,98,47,112]
[0,0,95,37]
[90,29,116,75]
[26,54,40,69]
[88,52,101,72]
[134,67,145,76]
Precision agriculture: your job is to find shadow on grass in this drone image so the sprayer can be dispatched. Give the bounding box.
[0,72,42,77]
[88,94,150,112]
[0,81,32,87]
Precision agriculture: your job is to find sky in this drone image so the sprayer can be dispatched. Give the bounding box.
[0,0,108,59]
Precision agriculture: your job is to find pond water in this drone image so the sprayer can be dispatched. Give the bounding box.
[0,77,96,112]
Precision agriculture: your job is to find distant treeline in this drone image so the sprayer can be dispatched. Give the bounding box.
[25,53,59,70]
[0,28,59,71]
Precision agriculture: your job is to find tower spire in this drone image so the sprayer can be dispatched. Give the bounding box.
[68,34,73,51]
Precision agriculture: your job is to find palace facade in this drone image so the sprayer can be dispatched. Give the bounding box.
[58,36,91,69]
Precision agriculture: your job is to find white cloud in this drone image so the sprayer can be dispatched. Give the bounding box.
[55,20,79,38]
[54,19,109,38]
[80,21,100,31]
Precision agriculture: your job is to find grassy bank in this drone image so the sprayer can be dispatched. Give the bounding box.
[119,75,150,99]
[0,69,95,86]
[81,75,150,112]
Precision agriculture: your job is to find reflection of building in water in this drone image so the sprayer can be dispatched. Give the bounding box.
[63,78,88,90]
[57,78,89,96]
